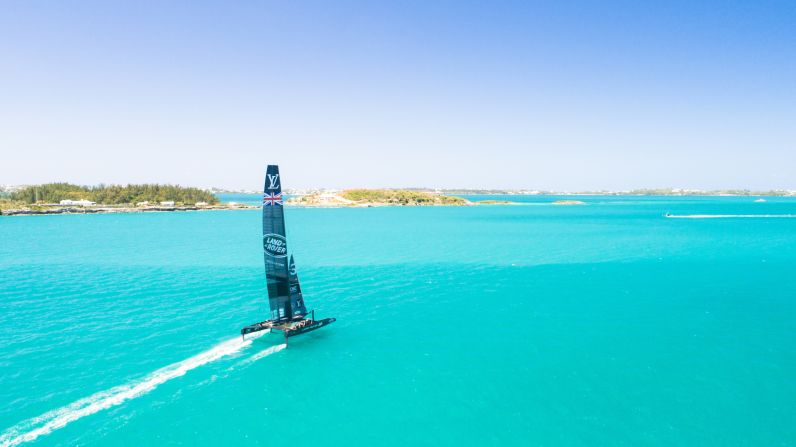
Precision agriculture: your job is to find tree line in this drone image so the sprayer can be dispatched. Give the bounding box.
[341,189,467,205]
[11,183,219,205]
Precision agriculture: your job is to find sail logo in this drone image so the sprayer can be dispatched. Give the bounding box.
[267,174,280,190]
[263,234,288,257]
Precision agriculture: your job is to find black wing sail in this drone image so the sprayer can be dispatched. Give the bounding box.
[242,164,336,341]
[262,165,292,321]
[288,255,308,316]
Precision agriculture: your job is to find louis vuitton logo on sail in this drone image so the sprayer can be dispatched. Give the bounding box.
[263,233,287,257]
[267,173,280,190]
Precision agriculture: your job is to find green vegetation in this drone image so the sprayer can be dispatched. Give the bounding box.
[10,183,219,205]
[0,199,26,211]
[340,189,468,206]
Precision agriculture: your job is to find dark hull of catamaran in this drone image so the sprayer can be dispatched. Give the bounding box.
[289,317,335,335]
[241,317,336,344]
[240,321,273,338]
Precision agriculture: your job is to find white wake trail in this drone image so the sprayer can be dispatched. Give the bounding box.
[666,214,796,219]
[0,332,272,447]
[245,344,287,363]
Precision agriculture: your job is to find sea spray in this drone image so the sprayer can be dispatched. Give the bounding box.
[0,332,272,447]
[245,344,287,364]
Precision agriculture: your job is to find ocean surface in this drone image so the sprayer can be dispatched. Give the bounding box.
[1,195,795,446]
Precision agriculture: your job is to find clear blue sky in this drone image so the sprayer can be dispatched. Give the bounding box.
[1,1,794,190]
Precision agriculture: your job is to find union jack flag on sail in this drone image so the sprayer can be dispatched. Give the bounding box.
[263,192,283,206]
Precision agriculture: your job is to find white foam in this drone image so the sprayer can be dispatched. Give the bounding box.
[246,344,287,363]
[666,214,796,219]
[0,331,272,447]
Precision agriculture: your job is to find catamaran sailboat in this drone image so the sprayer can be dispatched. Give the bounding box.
[241,165,335,345]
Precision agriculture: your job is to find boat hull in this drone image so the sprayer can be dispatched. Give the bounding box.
[241,317,336,341]
[283,317,336,337]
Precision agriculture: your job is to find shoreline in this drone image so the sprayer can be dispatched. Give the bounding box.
[0,204,258,216]
[3,193,794,216]
[1,200,527,215]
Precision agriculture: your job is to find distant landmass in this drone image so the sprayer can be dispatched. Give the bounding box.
[2,183,795,216]
[283,187,795,208]
[553,200,586,205]
[0,183,254,216]
[287,189,469,207]
[8,183,219,205]
[281,187,795,197]
[2,184,794,198]
[437,188,796,197]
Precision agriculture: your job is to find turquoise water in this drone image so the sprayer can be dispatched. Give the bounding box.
[1,196,795,446]
[216,193,265,206]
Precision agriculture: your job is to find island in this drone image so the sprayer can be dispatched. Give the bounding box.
[437,188,796,196]
[0,183,256,216]
[287,189,471,207]
[552,200,586,205]
[476,200,521,205]
[5,182,790,216]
